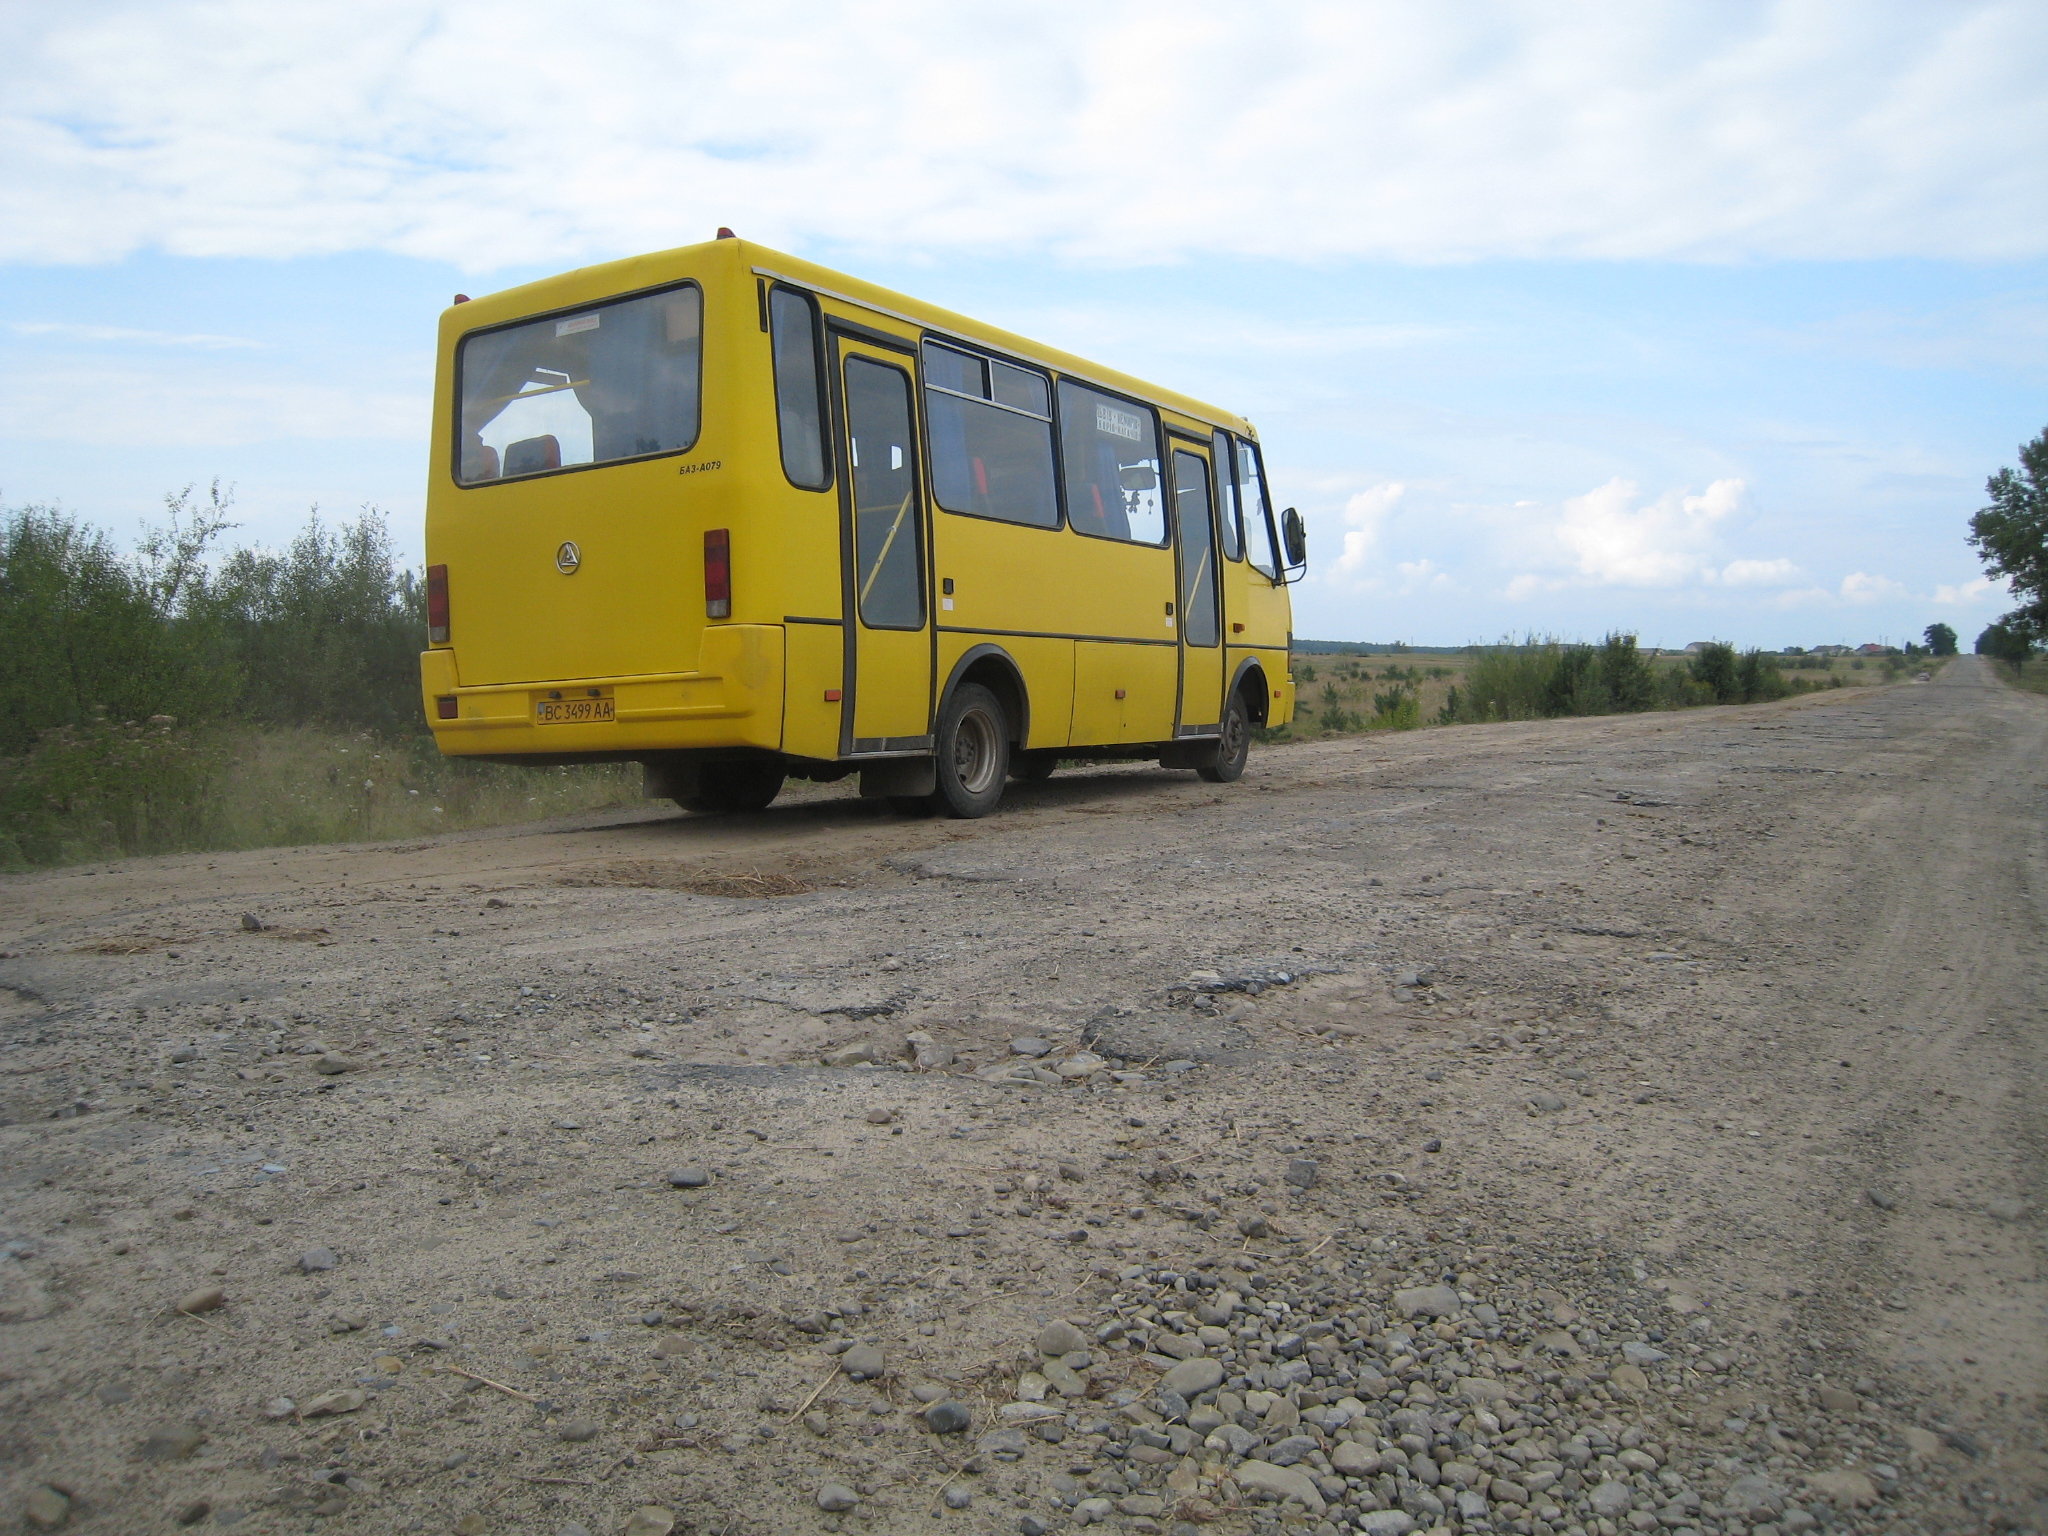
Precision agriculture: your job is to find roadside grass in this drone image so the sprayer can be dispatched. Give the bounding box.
[0,720,640,871]
[1992,655,2048,696]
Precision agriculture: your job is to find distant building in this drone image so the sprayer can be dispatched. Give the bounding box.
[1856,643,1889,656]
[1683,641,1716,653]
[1810,644,1852,656]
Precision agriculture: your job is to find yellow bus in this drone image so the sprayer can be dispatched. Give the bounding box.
[420,234,1304,817]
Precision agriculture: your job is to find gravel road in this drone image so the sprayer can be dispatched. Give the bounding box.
[0,656,2041,1536]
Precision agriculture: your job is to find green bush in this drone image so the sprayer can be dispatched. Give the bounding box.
[1,489,424,751]
[1368,687,1420,730]
[0,489,546,868]
[1452,634,1664,722]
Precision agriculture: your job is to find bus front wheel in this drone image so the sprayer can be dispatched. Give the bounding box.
[933,683,1010,818]
[1196,692,1251,783]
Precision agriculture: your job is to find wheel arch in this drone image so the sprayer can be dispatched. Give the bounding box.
[937,644,1031,746]
[1229,655,1271,726]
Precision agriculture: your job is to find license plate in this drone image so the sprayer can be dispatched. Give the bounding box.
[536,697,614,723]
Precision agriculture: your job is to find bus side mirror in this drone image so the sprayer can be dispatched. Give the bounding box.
[1281,506,1307,568]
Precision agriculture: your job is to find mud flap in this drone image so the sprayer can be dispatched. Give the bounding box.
[859,759,937,798]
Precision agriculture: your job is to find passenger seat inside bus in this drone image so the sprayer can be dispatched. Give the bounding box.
[461,443,501,481]
[503,435,562,477]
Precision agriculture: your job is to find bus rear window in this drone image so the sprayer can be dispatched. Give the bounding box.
[456,284,701,484]
[923,341,1057,529]
[1057,381,1164,545]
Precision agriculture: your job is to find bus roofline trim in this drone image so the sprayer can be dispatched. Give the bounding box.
[751,265,1245,438]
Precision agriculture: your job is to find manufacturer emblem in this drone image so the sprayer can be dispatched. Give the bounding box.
[555,540,581,574]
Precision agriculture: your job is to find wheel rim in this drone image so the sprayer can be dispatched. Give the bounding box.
[1223,703,1248,762]
[953,707,1001,795]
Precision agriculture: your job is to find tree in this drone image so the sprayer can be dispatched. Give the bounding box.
[1923,622,1958,656]
[1976,623,2030,672]
[1968,425,2048,641]
[1688,641,1740,703]
[1976,621,2033,673]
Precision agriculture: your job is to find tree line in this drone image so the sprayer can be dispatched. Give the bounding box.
[0,484,424,755]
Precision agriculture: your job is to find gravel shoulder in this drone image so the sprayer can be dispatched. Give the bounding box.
[0,656,2041,1536]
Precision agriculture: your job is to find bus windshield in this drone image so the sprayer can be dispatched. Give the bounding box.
[456,284,702,484]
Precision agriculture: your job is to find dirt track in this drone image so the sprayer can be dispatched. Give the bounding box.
[1,656,2042,1536]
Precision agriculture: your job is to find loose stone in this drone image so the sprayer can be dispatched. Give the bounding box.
[556,1417,601,1442]
[816,1484,860,1512]
[24,1487,70,1531]
[1036,1320,1087,1356]
[666,1167,710,1188]
[924,1400,972,1434]
[841,1344,885,1380]
[298,1247,338,1273]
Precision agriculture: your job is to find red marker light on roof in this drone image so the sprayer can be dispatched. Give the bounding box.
[426,564,450,643]
[716,227,736,240]
[452,293,470,304]
[704,530,731,619]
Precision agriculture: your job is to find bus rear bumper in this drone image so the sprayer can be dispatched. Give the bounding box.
[421,625,784,757]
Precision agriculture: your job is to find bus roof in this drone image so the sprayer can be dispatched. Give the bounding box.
[446,237,1258,441]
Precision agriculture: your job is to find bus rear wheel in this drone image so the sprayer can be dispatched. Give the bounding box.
[933,683,1010,818]
[681,762,785,814]
[1196,691,1251,783]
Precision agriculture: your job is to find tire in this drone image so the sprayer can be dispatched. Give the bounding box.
[1196,690,1251,783]
[1009,753,1057,782]
[681,762,785,813]
[932,682,1010,818]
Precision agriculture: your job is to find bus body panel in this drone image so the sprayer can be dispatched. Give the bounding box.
[1070,641,1179,746]
[422,237,1295,765]
[422,624,785,755]
[781,621,845,760]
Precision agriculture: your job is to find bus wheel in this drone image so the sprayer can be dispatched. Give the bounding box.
[933,683,1010,818]
[1009,752,1057,782]
[1196,692,1251,783]
[682,762,785,813]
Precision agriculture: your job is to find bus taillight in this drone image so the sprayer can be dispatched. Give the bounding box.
[426,564,450,643]
[704,529,731,619]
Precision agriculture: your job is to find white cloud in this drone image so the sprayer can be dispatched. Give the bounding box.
[1395,558,1447,592]
[1329,481,1405,579]
[1932,574,2009,605]
[0,361,423,446]
[1717,557,1802,586]
[1554,476,1746,587]
[10,321,260,349]
[1840,571,1908,604]
[0,2,2041,269]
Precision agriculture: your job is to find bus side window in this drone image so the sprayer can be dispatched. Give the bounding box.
[1056,381,1165,545]
[1212,429,1242,560]
[922,341,1058,528]
[1237,436,1278,578]
[771,288,830,490]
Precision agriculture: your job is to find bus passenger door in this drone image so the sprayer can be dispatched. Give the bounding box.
[1169,445,1224,733]
[834,341,932,754]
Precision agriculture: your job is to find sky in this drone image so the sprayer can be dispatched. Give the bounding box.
[3,1,2044,648]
